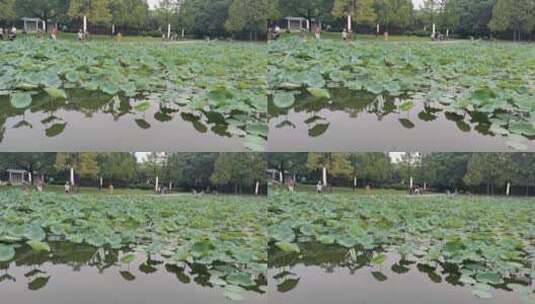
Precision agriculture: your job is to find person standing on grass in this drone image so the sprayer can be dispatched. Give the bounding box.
[9,26,16,41]
[64,181,70,194]
[316,180,323,193]
[0,28,4,40]
[342,28,348,41]
[287,178,295,192]
[51,27,58,40]
[77,29,84,42]
[314,26,321,39]
[36,177,44,192]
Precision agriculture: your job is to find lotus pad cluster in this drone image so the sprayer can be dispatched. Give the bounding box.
[0,38,267,151]
[268,191,535,302]
[0,190,267,301]
[269,38,535,149]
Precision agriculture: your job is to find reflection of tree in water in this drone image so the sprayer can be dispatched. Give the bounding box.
[268,242,529,294]
[0,90,240,144]
[0,242,266,294]
[270,88,502,139]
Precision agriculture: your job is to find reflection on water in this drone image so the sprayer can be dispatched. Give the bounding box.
[0,91,249,151]
[268,242,533,304]
[268,89,535,152]
[0,242,266,304]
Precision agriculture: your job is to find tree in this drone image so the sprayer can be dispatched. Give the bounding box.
[374,0,413,32]
[225,0,278,40]
[0,0,16,23]
[68,0,112,25]
[152,0,182,31]
[349,153,392,187]
[489,0,535,41]
[332,0,376,35]
[280,0,334,29]
[419,153,471,191]
[0,153,57,182]
[396,152,421,188]
[463,153,515,195]
[510,153,535,196]
[211,153,266,193]
[15,0,70,31]
[266,153,308,182]
[165,153,218,187]
[306,153,352,186]
[109,0,150,28]
[180,0,232,37]
[97,153,137,182]
[55,153,100,182]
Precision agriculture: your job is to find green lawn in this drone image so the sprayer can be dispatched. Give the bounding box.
[270,183,407,195]
[0,184,152,196]
[278,31,431,42]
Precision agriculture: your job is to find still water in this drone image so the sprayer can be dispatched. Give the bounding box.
[268,243,533,304]
[268,89,535,152]
[0,242,266,304]
[0,91,250,152]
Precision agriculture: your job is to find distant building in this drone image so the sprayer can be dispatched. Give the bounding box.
[282,17,321,32]
[21,17,47,33]
[5,169,29,185]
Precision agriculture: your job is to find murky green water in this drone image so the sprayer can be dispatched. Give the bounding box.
[268,89,535,152]
[0,92,248,152]
[268,243,533,304]
[0,242,266,304]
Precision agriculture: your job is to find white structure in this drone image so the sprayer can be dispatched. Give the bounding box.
[6,169,29,185]
[22,17,46,33]
[283,17,320,32]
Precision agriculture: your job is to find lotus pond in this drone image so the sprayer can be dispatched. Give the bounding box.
[0,190,267,302]
[268,38,535,152]
[268,191,535,303]
[0,38,267,151]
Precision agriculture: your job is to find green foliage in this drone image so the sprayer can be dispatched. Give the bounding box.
[54,153,100,178]
[332,0,377,25]
[269,38,535,148]
[374,0,413,30]
[97,153,137,181]
[68,0,112,24]
[0,39,267,151]
[0,190,267,300]
[211,153,266,191]
[0,0,16,21]
[109,0,150,28]
[269,190,535,301]
[225,0,274,35]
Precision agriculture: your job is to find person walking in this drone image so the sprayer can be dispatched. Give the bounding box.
[316,180,323,193]
[314,26,321,39]
[342,28,348,41]
[9,26,16,41]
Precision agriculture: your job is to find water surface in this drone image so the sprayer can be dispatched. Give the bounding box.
[0,92,249,152]
[0,242,266,304]
[268,89,535,152]
[268,243,533,304]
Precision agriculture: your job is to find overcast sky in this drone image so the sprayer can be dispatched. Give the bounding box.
[146,0,425,9]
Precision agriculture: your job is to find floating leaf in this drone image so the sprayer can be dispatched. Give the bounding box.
[26,240,51,252]
[0,244,15,262]
[273,92,295,108]
[275,242,300,253]
[306,87,330,99]
[134,101,151,112]
[44,87,67,99]
[10,92,32,109]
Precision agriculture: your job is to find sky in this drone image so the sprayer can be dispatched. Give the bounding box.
[146,0,425,9]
